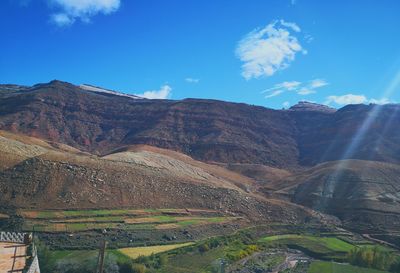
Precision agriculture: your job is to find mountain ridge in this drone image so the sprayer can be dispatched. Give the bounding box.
[1,80,399,168]
[1,80,400,237]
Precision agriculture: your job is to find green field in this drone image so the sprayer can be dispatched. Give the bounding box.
[119,242,194,259]
[35,226,400,273]
[259,234,354,260]
[20,208,173,219]
[308,261,390,273]
[19,209,237,232]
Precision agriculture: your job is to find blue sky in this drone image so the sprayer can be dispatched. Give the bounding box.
[1,0,400,108]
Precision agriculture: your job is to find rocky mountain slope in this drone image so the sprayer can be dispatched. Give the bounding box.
[0,130,320,226]
[264,160,400,233]
[1,80,400,234]
[1,81,400,169]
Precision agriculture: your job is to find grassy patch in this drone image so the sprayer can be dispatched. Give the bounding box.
[118,242,194,259]
[158,246,225,273]
[20,209,234,233]
[308,261,390,273]
[259,234,354,260]
[43,248,131,272]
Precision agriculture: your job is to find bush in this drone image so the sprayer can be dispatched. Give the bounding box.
[119,261,134,273]
[132,264,146,273]
[226,244,259,261]
[390,257,400,273]
[347,246,396,271]
[198,243,210,253]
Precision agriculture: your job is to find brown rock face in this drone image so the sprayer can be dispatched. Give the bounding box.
[287,160,400,233]
[2,80,400,234]
[2,81,400,169]
[0,81,299,168]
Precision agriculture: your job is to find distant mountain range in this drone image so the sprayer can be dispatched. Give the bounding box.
[0,80,399,242]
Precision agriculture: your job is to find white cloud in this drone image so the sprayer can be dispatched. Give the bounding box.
[265,89,284,98]
[262,81,301,93]
[135,85,172,100]
[236,20,306,80]
[325,94,367,105]
[279,81,302,90]
[325,94,394,106]
[50,0,120,26]
[297,88,316,95]
[369,97,390,104]
[185,78,200,84]
[51,13,74,26]
[282,101,290,108]
[279,20,301,32]
[262,78,328,98]
[309,79,328,89]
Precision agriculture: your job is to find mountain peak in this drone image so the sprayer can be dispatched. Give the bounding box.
[31,80,76,90]
[289,101,336,113]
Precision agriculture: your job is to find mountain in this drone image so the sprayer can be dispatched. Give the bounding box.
[1,80,400,235]
[288,101,336,113]
[0,130,318,226]
[0,80,300,168]
[1,80,400,168]
[264,160,400,233]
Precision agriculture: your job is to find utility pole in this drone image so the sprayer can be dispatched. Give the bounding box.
[96,240,107,273]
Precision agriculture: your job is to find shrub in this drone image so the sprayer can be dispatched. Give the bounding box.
[131,264,146,273]
[347,246,396,271]
[198,243,210,253]
[390,257,400,273]
[119,261,134,273]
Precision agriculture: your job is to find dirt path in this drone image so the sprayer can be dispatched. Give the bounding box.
[363,234,399,250]
[271,253,305,273]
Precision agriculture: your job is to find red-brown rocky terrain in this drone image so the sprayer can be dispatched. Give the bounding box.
[1,80,399,235]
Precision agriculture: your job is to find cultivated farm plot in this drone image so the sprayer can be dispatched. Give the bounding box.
[46,242,194,270]
[258,234,354,260]
[119,242,194,259]
[19,208,240,233]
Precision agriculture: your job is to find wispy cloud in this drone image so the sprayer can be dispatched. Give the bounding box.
[50,0,121,27]
[262,78,328,98]
[279,20,301,32]
[265,89,284,98]
[326,94,367,105]
[185,78,200,84]
[369,97,391,104]
[51,13,74,26]
[236,20,306,80]
[325,94,392,105]
[282,101,290,108]
[135,85,172,99]
[309,79,328,89]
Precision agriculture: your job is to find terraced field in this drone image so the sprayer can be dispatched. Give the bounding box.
[258,234,355,260]
[119,242,194,259]
[19,208,240,233]
[43,242,194,272]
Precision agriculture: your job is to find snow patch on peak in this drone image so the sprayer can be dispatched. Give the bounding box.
[80,84,144,100]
